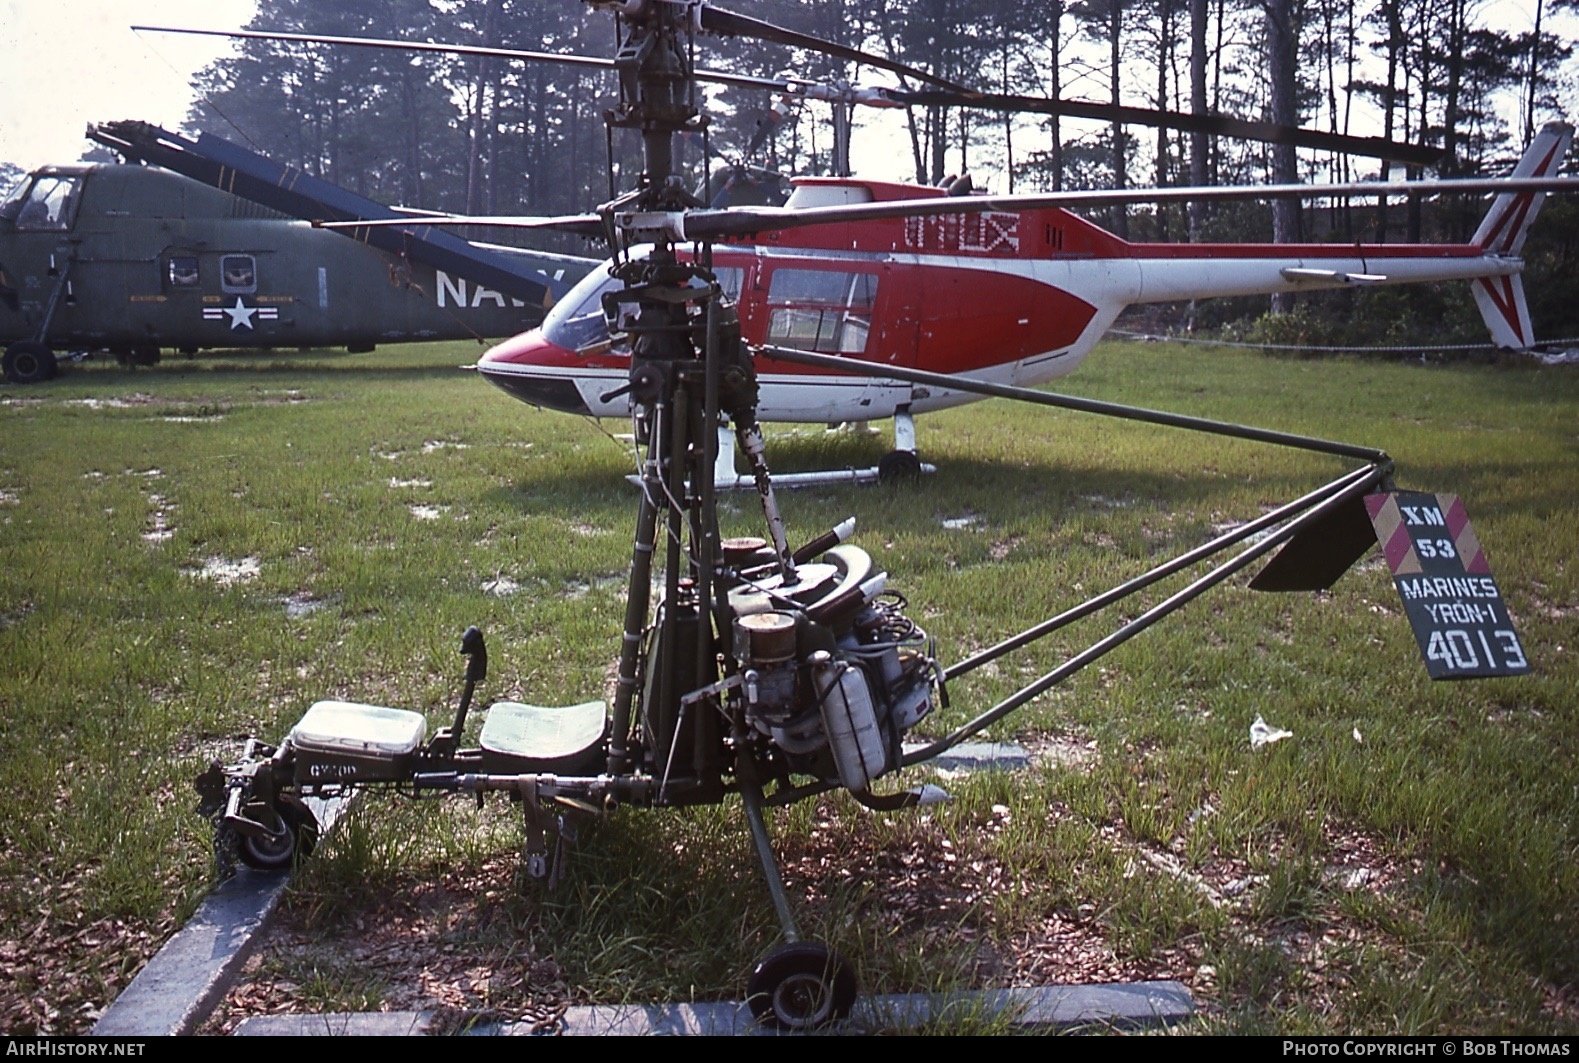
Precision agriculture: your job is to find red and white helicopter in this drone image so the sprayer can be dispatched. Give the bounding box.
[475,121,1574,484]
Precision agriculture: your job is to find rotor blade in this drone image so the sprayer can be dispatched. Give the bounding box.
[317,176,1579,242]
[678,177,1579,240]
[886,89,1442,166]
[132,24,806,93]
[317,214,606,239]
[695,5,973,94]
[134,24,616,72]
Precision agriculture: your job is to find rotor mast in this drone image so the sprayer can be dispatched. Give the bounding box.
[594,0,798,787]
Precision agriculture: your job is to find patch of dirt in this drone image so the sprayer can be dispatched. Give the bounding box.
[1024,733,1100,772]
[0,856,183,1035]
[200,860,571,1035]
[777,803,1192,993]
[989,534,1024,561]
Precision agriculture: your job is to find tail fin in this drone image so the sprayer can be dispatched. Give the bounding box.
[1470,121,1573,349]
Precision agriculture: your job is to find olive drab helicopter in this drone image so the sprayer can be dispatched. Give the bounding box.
[0,122,597,385]
[157,2,1563,1030]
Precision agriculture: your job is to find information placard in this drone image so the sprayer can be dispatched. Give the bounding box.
[1366,491,1530,679]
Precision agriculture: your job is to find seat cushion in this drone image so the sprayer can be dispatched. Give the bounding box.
[479,700,607,774]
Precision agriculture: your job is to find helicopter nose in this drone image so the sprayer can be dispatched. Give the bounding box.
[475,331,595,415]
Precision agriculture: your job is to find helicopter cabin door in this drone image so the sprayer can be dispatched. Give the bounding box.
[752,261,914,422]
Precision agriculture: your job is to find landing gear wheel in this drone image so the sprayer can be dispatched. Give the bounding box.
[877,449,922,485]
[238,803,319,871]
[746,941,857,1030]
[3,341,57,384]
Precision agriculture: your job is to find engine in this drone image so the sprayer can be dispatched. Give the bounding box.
[724,539,938,791]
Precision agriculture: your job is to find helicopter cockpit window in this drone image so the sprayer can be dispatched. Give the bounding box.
[543,269,624,354]
[765,268,877,354]
[221,255,257,294]
[167,256,200,289]
[12,175,82,231]
[542,262,748,356]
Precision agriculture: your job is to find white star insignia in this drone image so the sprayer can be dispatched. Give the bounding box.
[222,297,258,330]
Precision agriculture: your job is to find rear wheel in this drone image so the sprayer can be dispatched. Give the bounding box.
[746,941,857,1030]
[238,803,319,871]
[3,341,56,384]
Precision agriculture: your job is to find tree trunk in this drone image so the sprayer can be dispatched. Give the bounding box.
[1109,0,1128,239]
[1266,0,1299,313]
[1189,0,1207,238]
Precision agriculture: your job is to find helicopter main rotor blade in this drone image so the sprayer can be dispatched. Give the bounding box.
[316,214,606,239]
[693,4,972,94]
[131,24,808,94]
[677,176,1579,240]
[134,24,615,72]
[138,23,1434,165]
[323,176,1579,243]
[885,89,1443,167]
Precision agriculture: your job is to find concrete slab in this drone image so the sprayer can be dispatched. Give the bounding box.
[92,867,290,1037]
[93,794,348,1037]
[902,741,1031,772]
[230,980,1193,1036]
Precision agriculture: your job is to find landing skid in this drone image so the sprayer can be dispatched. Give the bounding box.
[709,414,936,488]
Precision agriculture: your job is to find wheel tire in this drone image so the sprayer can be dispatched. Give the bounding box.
[238,803,319,872]
[877,449,922,485]
[746,941,857,1031]
[3,341,57,385]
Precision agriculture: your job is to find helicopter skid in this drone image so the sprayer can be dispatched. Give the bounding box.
[705,421,936,488]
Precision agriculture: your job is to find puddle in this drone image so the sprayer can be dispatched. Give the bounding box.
[389,478,433,489]
[482,576,520,597]
[0,489,17,506]
[422,440,470,453]
[409,504,448,521]
[162,415,224,423]
[184,556,261,586]
[282,592,328,618]
[941,514,982,530]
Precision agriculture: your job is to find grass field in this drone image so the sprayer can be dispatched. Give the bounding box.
[1,339,1575,1035]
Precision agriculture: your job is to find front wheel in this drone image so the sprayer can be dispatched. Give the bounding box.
[237,803,318,871]
[877,449,922,485]
[746,941,857,1030]
[3,341,57,384]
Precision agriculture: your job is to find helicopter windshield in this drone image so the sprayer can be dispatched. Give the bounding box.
[1,175,27,216]
[541,257,744,355]
[10,174,82,231]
